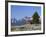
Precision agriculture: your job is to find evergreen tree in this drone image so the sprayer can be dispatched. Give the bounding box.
[32,11,40,24]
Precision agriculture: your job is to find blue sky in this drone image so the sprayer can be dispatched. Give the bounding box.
[11,5,41,20]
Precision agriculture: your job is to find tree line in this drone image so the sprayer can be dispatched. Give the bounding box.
[11,11,41,26]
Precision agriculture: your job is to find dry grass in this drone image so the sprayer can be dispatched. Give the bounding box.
[11,24,41,32]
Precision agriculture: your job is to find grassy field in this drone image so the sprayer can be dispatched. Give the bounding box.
[11,24,41,32]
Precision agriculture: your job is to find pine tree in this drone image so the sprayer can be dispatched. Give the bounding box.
[32,11,40,24]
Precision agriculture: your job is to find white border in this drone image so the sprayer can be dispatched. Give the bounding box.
[8,2,43,35]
